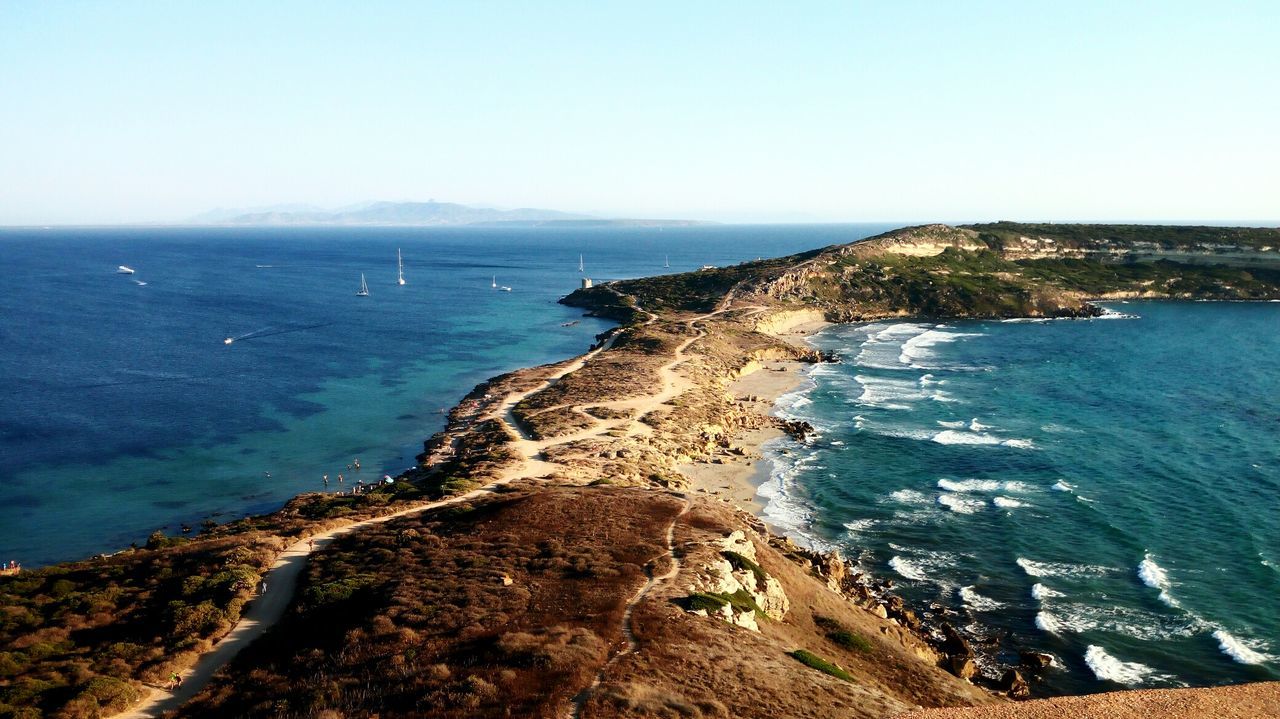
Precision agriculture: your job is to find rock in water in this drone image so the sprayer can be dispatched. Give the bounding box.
[947,656,977,680]
[1019,651,1053,671]
[999,669,1030,698]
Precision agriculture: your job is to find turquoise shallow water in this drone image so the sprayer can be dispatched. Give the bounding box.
[0,224,893,567]
[763,301,1280,694]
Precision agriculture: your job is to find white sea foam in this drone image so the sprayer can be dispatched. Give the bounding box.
[1017,557,1115,578]
[968,418,991,432]
[937,420,966,429]
[855,323,930,368]
[854,374,929,408]
[1031,583,1064,601]
[938,478,1002,492]
[1085,645,1159,685]
[1096,309,1140,320]
[959,585,1004,611]
[993,496,1027,508]
[869,425,938,441]
[1137,553,1179,607]
[932,430,1034,448]
[843,518,877,533]
[1035,610,1062,633]
[899,329,983,368]
[889,555,929,581]
[938,494,985,514]
[936,478,1036,493]
[1213,629,1274,665]
[919,373,944,386]
[1051,480,1074,492]
[933,430,1001,445]
[1032,602,1199,641]
[888,488,930,504]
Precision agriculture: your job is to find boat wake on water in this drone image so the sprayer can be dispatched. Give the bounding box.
[223,322,335,345]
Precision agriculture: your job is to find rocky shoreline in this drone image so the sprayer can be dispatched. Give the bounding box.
[9,223,1280,718]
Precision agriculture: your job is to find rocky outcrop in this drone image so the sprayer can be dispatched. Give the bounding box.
[685,531,789,631]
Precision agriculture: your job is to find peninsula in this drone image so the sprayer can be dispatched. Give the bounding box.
[3,224,1279,719]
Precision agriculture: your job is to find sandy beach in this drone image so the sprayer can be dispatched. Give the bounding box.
[678,316,830,515]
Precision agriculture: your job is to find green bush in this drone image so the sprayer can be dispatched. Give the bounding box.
[788,649,854,682]
[676,592,729,613]
[813,615,873,652]
[721,550,767,584]
[827,630,872,652]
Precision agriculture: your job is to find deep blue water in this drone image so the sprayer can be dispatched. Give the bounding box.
[763,302,1280,694]
[0,223,893,566]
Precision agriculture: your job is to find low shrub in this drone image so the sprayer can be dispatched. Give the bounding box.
[788,649,854,682]
[721,550,767,584]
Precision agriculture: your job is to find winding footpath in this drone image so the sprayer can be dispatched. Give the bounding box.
[569,498,691,719]
[114,479,524,718]
[115,299,752,718]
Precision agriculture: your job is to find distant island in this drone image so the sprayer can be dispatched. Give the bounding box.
[187,200,710,227]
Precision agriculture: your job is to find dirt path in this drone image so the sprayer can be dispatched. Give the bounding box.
[115,298,760,718]
[569,497,691,718]
[114,477,526,718]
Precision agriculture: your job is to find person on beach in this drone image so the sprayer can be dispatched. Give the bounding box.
[322,474,328,484]
[169,672,180,690]
[259,580,267,595]
[353,458,360,470]
[308,539,315,551]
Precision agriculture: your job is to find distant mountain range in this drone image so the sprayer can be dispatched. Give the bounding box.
[187,201,709,227]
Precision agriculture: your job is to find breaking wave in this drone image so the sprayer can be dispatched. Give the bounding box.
[959,585,1004,611]
[1085,645,1161,685]
[932,430,1034,449]
[1213,629,1274,665]
[1017,557,1116,579]
[937,494,985,514]
[1031,583,1064,601]
[889,555,929,581]
[1137,553,1179,607]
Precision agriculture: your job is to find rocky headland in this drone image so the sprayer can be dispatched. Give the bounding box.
[4,223,1280,718]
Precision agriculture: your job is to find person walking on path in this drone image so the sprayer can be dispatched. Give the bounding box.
[259,580,267,595]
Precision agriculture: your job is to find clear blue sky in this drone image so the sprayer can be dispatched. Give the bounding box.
[2,2,1277,225]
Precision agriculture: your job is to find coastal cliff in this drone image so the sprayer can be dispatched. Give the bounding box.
[5,224,1280,719]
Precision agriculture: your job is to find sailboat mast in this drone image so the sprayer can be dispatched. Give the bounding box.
[397,248,405,285]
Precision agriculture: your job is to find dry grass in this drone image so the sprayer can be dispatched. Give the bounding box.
[180,486,685,718]
[0,534,280,718]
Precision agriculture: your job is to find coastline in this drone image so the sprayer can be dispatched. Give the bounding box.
[676,318,829,519]
[13,224,1280,719]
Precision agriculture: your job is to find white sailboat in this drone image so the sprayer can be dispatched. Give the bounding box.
[397,249,406,285]
[664,255,670,268]
[357,273,369,296]
[578,254,584,273]
[492,275,497,289]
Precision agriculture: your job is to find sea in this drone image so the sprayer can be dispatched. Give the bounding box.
[3,227,1276,697]
[763,301,1280,694]
[0,223,892,567]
